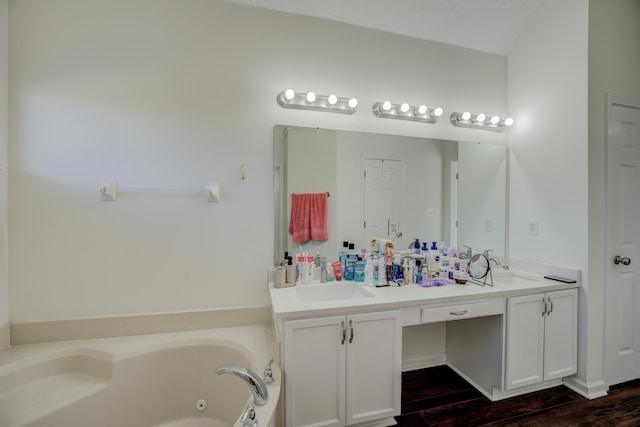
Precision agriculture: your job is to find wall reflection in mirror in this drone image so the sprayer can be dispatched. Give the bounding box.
[274,125,506,263]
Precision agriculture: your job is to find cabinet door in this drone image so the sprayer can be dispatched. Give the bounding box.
[284,316,346,427]
[346,310,401,424]
[544,289,578,381]
[505,293,545,390]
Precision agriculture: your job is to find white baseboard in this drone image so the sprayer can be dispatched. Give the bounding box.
[563,376,608,400]
[402,353,447,372]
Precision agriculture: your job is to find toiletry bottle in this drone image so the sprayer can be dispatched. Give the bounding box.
[286,256,296,286]
[403,258,411,285]
[333,261,343,281]
[306,255,315,284]
[413,238,421,254]
[315,252,321,268]
[339,241,349,268]
[378,254,387,285]
[344,244,357,280]
[364,256,374,285]
[415,260,423,284]
[296,254,305,285]
[370,237,378,254]
[354,256,365,282]
[320,257,328,283]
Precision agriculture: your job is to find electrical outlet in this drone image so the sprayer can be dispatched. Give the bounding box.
[528,219,539,236]
[484,219,492,232]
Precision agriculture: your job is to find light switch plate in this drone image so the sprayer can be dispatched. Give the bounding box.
[528,219,538,236]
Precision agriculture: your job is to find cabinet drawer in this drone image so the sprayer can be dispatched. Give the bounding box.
[421,298,504,323]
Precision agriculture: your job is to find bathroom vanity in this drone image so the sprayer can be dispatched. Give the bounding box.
[269,262,579,427]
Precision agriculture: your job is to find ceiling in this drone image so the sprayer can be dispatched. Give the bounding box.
[222,0,544,56]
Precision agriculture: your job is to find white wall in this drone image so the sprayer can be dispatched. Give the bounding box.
[508,0,589,385]
[588,0,640,389]
[0,0,8,331]
[8,0,507,323]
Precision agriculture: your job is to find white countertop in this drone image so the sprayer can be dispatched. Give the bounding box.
[269,267,581,319]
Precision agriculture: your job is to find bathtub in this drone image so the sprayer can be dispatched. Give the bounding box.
[0,325,280,427]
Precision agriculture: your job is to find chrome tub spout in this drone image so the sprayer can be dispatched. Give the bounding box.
[215,365,269,406]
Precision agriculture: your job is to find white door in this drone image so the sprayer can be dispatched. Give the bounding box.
[543,289,578,381]
[346,311,401,425]
[606,96,640,386]
[363,159,405,251]
[284,316,346,427]
[505,293,545,389]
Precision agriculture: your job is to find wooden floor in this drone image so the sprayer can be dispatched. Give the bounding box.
[395,365,640,426]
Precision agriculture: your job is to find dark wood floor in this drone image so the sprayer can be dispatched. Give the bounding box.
[395,365,640,426]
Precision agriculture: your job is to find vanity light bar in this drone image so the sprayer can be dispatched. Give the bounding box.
[277,89,358,115]
[450,111,514,132]
[372,101,443,124]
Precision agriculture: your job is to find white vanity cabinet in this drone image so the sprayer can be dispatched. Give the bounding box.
[505,289,578,390]
[283,310,401,427]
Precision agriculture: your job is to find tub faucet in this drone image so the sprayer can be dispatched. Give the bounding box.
[215,365,269,406]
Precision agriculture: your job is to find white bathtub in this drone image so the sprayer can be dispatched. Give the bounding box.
[0,325,280,427]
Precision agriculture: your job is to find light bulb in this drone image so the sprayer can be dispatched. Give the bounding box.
[504,117,514,127]
[400,103,410,113]
[490,115,500,125]
[306,92,316,104]
[284,89,295,101]
[382,101,392,111]
[348,98,358,109]
[416,105,428,115]
[433,107,444,117]
[475,113,486,123]
[461,112,471,121]
[327,94,337,105]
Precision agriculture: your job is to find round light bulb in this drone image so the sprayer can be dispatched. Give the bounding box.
[416,105,428,115]
[433,107,444,117]
[348,98,358,109]
[382,101,392,111]
[400,103,410,113]
[490,115,500,125]
[327,94,337,105]
[284,89,295,101]
[476,113,486,123]
[461,111,471,121]
[306,92,316,104]
[504,117,514,127]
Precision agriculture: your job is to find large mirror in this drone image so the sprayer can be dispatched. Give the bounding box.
[274,125,507,262]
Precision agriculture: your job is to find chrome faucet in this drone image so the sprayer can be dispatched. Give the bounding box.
[483,250,501,266]
[460,245,473,260]
[215,365,269,406]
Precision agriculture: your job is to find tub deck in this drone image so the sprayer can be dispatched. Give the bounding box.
[0,325,280,427]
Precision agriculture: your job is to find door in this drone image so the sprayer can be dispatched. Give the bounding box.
[346,311,401,424]
[606,96,640,386]
[363,159,405,251]
[544,289,578,381]
[505,293,545,389]
[284,316,346,427]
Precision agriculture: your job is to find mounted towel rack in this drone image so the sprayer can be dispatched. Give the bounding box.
[100,180,220,202]
[290,192,330,197]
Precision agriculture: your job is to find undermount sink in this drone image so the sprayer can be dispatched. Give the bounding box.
[492,271,542,285]
[296,283,374,303]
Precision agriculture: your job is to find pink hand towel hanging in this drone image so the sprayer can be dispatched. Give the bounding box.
[289,193,328,243]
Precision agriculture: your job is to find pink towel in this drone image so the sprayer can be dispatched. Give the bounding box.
[289,193,328,243]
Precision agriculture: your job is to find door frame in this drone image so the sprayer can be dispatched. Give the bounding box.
[604,94,640,386]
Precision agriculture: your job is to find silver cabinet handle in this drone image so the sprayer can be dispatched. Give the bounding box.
[547,296,553,315]
[449,310,468,316]
[542,297,547,316]
[349,319,354,344]
[341,321,346,345]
